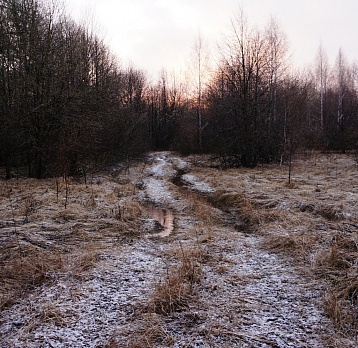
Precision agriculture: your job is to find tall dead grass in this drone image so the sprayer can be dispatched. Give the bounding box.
[184,191,222,225]
[0,242,104,312]
[114,245,205,347]
[126,322,174,348]
[106,314,174,348]
[209,190,280,229]
[324,288,358,338]
[299,202,345,221]
[0,249,65,310]
[147,245,203,316]
[262,233,317,261]
[315,234,358,336]
[210,190,258,226]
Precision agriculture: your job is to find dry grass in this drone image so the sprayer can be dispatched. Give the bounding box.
[119,244,207,346]
[299,202,345,221]
[183,190,222,225]
[0,249,65,310]
[316,244,355,270]
[210,190,265,229]
[21,193,40,220]
[314,235,358,336]
[215,191,282,227]
[324,291,358,336]
[340,277,358,305]
[316,205,345,221]
[107,314,174,348]
[147,246,203,316]
[126,323,174,348]
[36,303,68,327]
[0,242,104,311]
[118,198,145,222]
[0,169,148,313]
[72,247,101,273]
[1,250,64,288]
[284,181,299,189]
[318,239,358,336]
[262,233,316,259]
[190,152,358,343]
[149,273,193,315]
[2,153,358,345]
[19,302,78,335]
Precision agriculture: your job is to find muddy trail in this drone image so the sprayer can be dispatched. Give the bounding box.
[0,152,357,347]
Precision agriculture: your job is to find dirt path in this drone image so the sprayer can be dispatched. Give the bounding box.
[0,152,356,347]
[125,152,335,347]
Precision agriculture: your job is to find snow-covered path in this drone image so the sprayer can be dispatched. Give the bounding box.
[126,153,336,347]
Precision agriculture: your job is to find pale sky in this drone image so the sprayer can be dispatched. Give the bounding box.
[63,0,358,78]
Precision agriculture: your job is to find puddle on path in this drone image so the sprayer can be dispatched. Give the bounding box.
[145,205,174,237]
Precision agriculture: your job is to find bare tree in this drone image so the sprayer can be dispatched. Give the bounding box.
[188,33,210,152]
[146,71,184,150]
[315,44,329,133]
[207,10,280,166]
[329,48,358,152]
[336,48,347,134]
[0,0,150,178]
[265,18,289,128]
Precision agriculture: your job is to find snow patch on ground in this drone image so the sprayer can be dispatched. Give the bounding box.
[233,236,332,346]
[0,243,164,348]
[139,177,175,206]
[146,152,177,178]
[181,173,215,194]
[170,157,189,171]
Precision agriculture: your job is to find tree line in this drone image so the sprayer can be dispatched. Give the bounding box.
[196,14,358,167]
[0,0,150,179]
[1,1,358,178]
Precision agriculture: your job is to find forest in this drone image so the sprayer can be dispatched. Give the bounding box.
[1,0,358,179]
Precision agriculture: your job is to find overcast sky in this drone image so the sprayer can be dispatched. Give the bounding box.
[63,0,358,78]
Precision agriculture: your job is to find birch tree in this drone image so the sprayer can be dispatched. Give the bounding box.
[315,44,329,132]
[189,34,210,152]
[265,18,288,128]
[336,48,347,134]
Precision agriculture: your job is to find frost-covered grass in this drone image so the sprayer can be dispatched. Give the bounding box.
[1,152,357,347]
[181,173,215,194]
[194,152,358,341]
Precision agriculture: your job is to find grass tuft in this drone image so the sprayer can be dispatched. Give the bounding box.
[149,272,192,315]
[0,250,65,311]
[324,290,358,335]
[316,205,345,221]
[106,314,174,348]
[147,246,202,315]
[211,190,261,227]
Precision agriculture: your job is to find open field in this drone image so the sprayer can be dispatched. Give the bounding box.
[0,152,357,347]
